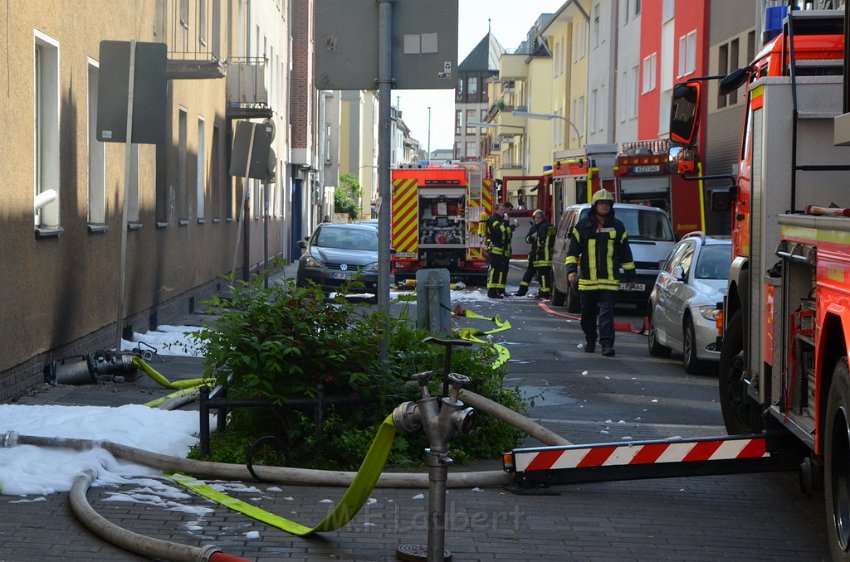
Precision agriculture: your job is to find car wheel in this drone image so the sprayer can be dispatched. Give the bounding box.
[682,316,705,374]
[551,286,566,306]
[647,312,671,357]
[825,358,850,562]
[566,282,581,313]
[718,310,763,435]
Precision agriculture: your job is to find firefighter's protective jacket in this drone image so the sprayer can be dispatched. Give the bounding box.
[486,214,511,256]
[531,219,555,267]
[565,208,636,291]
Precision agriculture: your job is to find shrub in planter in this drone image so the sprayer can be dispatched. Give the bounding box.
[188,269,528,470]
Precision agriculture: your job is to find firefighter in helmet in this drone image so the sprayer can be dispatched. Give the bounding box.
[565,189,636,356]
[516,209,555,299]
[485,202,512,299]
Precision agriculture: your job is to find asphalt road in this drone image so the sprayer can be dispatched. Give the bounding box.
[451,263,831,560]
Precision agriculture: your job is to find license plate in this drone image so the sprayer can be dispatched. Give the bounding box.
[620,282,645,291]
[332,272,350,280]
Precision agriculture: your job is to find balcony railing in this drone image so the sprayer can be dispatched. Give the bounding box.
[225,57,272,119]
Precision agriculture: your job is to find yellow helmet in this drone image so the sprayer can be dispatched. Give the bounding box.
[591,189,614,207]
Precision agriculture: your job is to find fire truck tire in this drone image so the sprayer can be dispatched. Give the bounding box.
[566,283,581,313]
[551,287,566,307]
[647,313,671,357]
[683,317,706,374]
[718,310,763,435]
[824,358,850,561]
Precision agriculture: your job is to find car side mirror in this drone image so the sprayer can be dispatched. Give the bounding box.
[296,240,307,249]
[673,265,686,282]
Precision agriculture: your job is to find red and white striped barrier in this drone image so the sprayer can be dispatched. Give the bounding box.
[512,436,768,474]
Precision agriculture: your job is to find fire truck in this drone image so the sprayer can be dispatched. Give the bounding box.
[502,6,850,559]
[672,7,850,558]
[389,162,494,284]
[550,143,706,239]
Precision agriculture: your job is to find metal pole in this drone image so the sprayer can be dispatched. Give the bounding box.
[377,0,392,321]
[263,179,269,289]
[116,41,136,351]
[427,106,431,162]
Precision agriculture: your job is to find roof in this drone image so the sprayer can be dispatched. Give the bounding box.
[458,32,504,72]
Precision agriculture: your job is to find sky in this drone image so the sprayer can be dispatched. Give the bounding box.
[394,0,566,154]
[0,287,523,499]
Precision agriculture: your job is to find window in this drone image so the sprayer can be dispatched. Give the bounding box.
[199,0,207,45]
[180,0,189,28]
[633,0,641,17]
[592,4,600,48]
[178,108,188,223]
[465,141,477,158]
[662,0,674,21]
[642,52,656,93]
[455,109,463,134]
[678,31,697,77]
[480,109,488,134]
[128,145,140,224]
[197,117,206,222]
[34,32,60,232]
[212,0,221,57]
[468,76,478,95]
[87,61,105,227]
[553,40,562,77]
[590,89,597,133]
[630,65,639,118]
[457,78,464,96]
[466,109,476,134]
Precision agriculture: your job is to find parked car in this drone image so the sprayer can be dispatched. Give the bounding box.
[355,219,380,229]
[295,223,380,300]
[646,232,732,373]
[551,203,676,312]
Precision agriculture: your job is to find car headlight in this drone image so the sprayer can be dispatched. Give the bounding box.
[696,304,721,321]
[363,262,379,272]
[303,256,324,268]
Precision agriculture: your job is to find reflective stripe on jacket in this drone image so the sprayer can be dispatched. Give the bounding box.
[564,209,636,291]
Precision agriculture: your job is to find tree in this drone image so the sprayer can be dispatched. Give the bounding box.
[334,173,362,220]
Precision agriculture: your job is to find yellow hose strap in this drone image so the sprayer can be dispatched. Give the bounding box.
[143,387,198,409]
[171,414,397,536]
[132,357,214,390]
[453,310,511,370]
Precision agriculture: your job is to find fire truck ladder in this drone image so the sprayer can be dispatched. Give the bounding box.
[503,433,804,488]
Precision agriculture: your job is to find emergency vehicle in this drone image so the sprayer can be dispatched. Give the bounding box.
[389,162,495,284]
[550,143,707,239]
[504,7,850,559]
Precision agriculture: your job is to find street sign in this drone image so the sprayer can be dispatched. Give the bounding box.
[314,0,458,90]
[96,41,167,144]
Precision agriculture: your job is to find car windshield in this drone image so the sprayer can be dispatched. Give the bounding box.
[314,227,378,251]
[694,244,731,279]
[579,207,674,241]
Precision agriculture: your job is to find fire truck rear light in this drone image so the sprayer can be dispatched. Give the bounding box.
[502,452,515,472]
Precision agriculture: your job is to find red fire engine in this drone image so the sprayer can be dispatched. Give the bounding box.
[389,162,494,284]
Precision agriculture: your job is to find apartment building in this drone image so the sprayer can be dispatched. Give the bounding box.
[0,0,293,400]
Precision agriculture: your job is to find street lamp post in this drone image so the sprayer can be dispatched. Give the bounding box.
[427,106,431,163]
[511,110,583,146]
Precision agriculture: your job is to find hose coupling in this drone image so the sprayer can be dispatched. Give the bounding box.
[1,431,18,448]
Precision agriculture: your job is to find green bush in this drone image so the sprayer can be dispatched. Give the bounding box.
[188,269,528,470]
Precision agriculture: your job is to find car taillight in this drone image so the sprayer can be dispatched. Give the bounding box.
[715,308,724,337]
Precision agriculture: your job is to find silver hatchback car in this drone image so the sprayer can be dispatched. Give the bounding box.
[647,232,731,374]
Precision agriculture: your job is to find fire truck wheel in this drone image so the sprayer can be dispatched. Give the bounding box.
[825,358,850,561]
[566,283,581,313]
[683,317,706,374]
[718,310,763,435]
[647,313,671,357]
[551,287,566,307]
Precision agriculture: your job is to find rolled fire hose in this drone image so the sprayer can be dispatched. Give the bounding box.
[70,469,247,562]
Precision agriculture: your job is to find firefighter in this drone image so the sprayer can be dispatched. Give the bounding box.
[517,209,555,298]
[486,202,512,299]
[565,189,636,356]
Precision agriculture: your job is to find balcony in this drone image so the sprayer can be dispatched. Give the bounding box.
[496,111,526,138]
[499,162,524,172]
[225,57,272,119]
[166,54,226,80]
